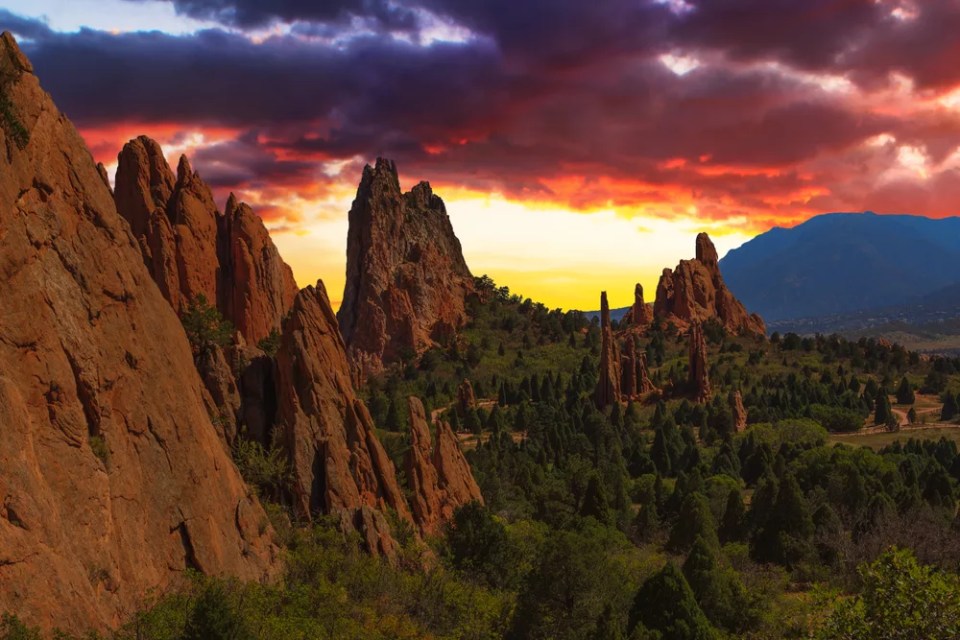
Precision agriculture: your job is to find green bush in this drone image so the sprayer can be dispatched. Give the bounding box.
[256,328,282,357]
[819,548,960,639]
[89,434,110,467]
[181,294,233,357]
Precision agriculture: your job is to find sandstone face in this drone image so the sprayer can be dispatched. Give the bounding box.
[114,141,219,314]
[621,336,656,400]
[274,282,412,555]
[196,345,243,447]
[114,140,296,344]
[404,397,483,535]
[731,390,747,433]
[654,233,765,336]
[0,33,276,631]
[689,321,711,403]
[218,194,298,344]
[456,378,477,413]
[626,283,651,326]
[338,159,474,377]
[229,338,278,447]
[595,291,622,409]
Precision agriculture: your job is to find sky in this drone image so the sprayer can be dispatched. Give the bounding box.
[4,0,960,311]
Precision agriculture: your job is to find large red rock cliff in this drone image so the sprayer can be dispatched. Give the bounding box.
[0,32,276,631]
[274,282,413,556]
[114,138,297,344]
[337,159,474,377]
[404,397,483,535]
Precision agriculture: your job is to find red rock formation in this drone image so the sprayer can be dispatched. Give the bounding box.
[0,32,276,631]
[654,233,766,336]
[595,291,622,408]
[637,352,655,394]
[622,337,639,399]
[218,194,298,343]
[689,321,711,403]
[730,390,748,432]
[457,378,477,413]
[96,162,111,192]
[228,335,278,447]
[405,397,483,535]
[274,281,412,556]
[114,140,296,344]
[114,143,221,314]
[621,336,656,400]
[196,345,243,446]
[338,159,474,377]
[626,283,651,326]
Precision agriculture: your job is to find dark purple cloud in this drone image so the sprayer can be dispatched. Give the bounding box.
[125,0,418,31]
[4,0,960,226]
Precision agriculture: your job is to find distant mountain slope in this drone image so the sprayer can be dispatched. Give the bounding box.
[720,212,960,322]
[767,280,960,354]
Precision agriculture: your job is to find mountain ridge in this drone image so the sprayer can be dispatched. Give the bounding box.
[720,211,960,323]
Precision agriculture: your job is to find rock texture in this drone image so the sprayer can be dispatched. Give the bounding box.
[456,379,477,413]
[196,345,243,446]
[730,390,748,433]
[114,141,219,313]
[622,336,656,400]
[626,283,651,326]
[338,159,474,377]
[595,291,622,409]
[654,233,766,336]
[405,397,483,535]
[218,194,298,343]
[274,282,413,556]
[689,322,711,403]
[0,32,276,632]
[114,139,296,344]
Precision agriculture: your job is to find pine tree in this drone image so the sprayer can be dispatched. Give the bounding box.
[668,492,719,554]
[581,472,613,526]
[895,376,915,404]
[941,393,958,421]
[874,388,891,425]
[385,395,406,431]
[629,563,716,640]
[719,489,745,543]
[751,473,814,568]
[633,503,660,544]
[682,536,753,632]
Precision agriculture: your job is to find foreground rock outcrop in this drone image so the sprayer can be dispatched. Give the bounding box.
[405,398,483,535]
[0,32,276,631]
[274,282,413,556]
[338,159,474,378]
[114,138,297,344]
[654,233,765,336]
[595,291,622,409]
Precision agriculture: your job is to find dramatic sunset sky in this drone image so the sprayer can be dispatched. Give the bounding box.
[4,1,960,310]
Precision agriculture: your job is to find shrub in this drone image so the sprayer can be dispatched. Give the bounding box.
[256,328,282,356]
[181,294,233,357]
[819,548,960,639]
[89,434,109,467]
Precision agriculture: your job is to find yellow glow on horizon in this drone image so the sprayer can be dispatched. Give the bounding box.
[271,189,755,312]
